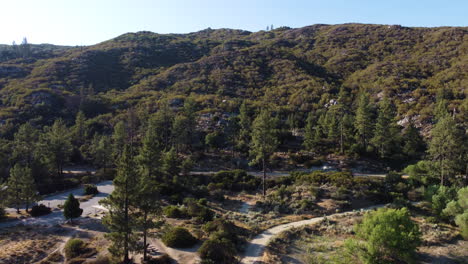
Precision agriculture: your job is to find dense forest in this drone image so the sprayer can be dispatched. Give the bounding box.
[0,23,467,263]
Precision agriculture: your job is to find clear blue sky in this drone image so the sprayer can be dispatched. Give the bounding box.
[2,0,467,46]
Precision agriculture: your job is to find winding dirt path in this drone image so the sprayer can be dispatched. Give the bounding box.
[240,204,385,264]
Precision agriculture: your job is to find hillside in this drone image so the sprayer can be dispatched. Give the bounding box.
[0,23,466,135]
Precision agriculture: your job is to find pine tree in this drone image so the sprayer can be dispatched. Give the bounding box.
[303,111,317,151]
[135,120,164,260]
[137,117,162,181]
[354,92,374,151]
[249,110,278,197]
[100,144,139,263]
[152,104,174,150]
[172,115,190,153]
[63,193,83,223]
[72,111,87,147]
[12,122,39,166]
[112,121,127,162]
[93,135,113,169]
[40,119,73,178]
[19,166,39,212]
[162,147,181,184]
[237,101,252,153]
[428,116,465,186]
[7,164,26,213]
[402,122,425,159]
[136,169,162,261]
[371,97,400,158]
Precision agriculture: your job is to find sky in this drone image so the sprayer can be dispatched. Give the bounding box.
[1,0,467,46]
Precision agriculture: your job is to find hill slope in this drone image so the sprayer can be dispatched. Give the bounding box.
[0,23,466,134]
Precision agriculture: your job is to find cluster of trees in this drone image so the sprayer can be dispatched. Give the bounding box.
[303,89,426,160]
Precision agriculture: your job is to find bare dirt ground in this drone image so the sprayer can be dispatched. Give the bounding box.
[259,205,468,264]
[0,218,109,264]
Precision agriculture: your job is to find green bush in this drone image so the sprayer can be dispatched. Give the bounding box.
[80,176,91,184]
[84,184,99,195]
[162,227,197,248]
[185,200,214,222]
[29,204,51,217]
[94,168,116,181]
[198,198,208,206]
[346,207,421,263]
[198,238,237,264]
[163,206,187,219]
[64,239,85,259]
[431,186,457,216]
[144,254,172,264]
[455,212,468,240]
[0,207,5,218]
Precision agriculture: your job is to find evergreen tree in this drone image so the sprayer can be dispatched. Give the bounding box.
[92,135,113,169]
[152,104,174,150]
[336,87,353,154]
[12,122,39,166]
[162,147,181,184]
[136,168,162,261]
[7,164,26,213]
[135,121,164,260]
[325,108,339,145]
[249,110,278,197]
[428,115,465,186]
[20,166,39,212]
[434,88,449,122]
[371,97,400,159]
[402,122,425,159]
[40,119,73,178]
[72,111,87,147]
[100,144,139,263]
[224,115,240,158]
[112,121,127,162]
[63,193,83,223]
[237,101,252,153]
[172,115,190,153]
[354,92,374,151]
[137,117,162,181]
[303,111,317,151]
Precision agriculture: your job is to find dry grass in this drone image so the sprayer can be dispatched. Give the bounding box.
[0,226,62,264]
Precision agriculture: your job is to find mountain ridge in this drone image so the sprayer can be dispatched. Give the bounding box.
[0,23,466,136]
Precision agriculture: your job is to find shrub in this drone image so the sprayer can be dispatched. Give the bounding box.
[455,212,468,240]
[61,178,80,190]
[95,168,116,181]
[144,254,172,264]
[162,227,197,248]
[346,207,421,263]
[198,238,237,264]
[80,176,91,184]
[84,184,99,195]
[86,255,110,264]
[186,200,214,222]
[29,204,52,217]
[64,239,85,259]
[431,186,457,216]
[198,198,208,206]
[0,207,5,218]
[443,187,468,240]
[163,206,187,219]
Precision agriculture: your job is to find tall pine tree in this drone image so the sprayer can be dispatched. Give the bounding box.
[249,110,278,197]
[354,92,374,152]
[371,97,400,159]
[100,144,139,263]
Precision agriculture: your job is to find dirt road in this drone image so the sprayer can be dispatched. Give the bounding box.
[240,204,385,264]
